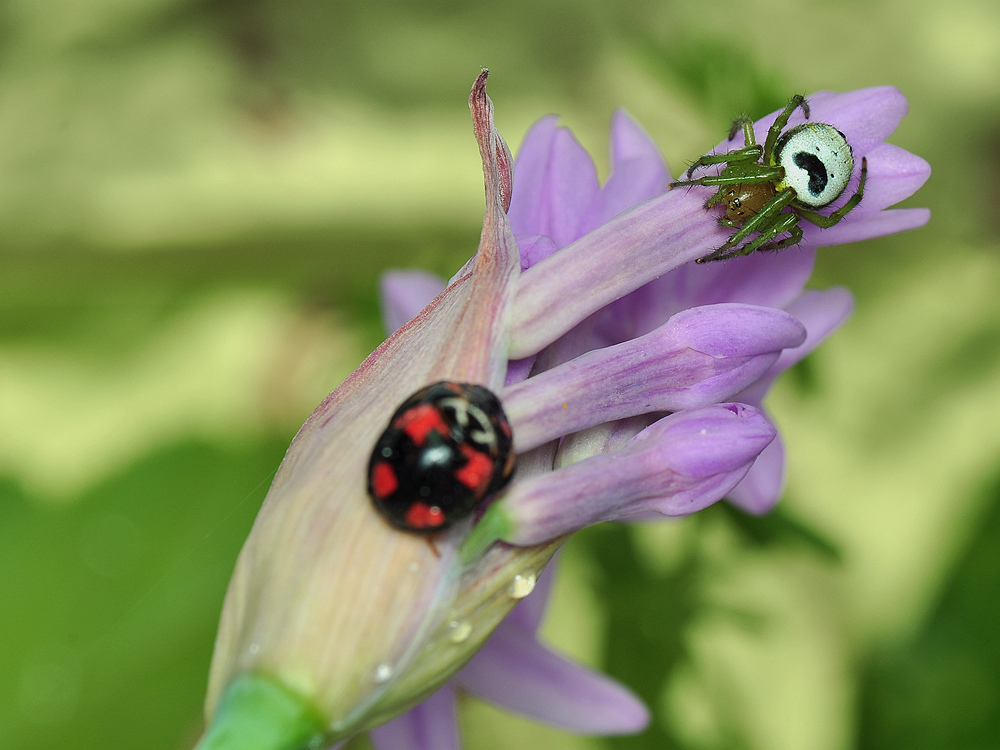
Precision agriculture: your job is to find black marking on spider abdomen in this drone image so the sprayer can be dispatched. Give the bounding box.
[793,151,828,196]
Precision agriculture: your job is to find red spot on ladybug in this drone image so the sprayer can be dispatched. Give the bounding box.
[404,502,446,529]
[393,403,448,446]
[454,444,493,491]
[370,461,398,499]
[367,382,516,534]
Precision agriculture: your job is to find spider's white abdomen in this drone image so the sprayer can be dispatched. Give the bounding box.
[774,123,854,208]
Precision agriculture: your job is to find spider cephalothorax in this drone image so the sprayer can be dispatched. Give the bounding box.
[671,94,867,262]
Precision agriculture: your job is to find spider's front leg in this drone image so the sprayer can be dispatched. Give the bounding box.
[762,94,810,163]
[674,144,763,182]
[670,162,782,190]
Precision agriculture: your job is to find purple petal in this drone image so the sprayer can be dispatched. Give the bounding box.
[669,246,816,311]
[801,207,930,246]
[455,629,649,734]
[851,143,931,211]
[727,288,853,512]
[516,232,561,270]
[804,86,909,151]
[731,87,909,156]
[380,271,447,335]
[613,247,816,339]
[509,189,728,359]
[576,110,671,236]
[369,685,459,750]
[506,116,559,233]
[504,304,805,452]
[508,119,601,245]
[504,355,536,387]
[726,430,786,515]
[738,287,854,406]
[499,404,776,544]
[775,288,854,373]
[611,108,665,164]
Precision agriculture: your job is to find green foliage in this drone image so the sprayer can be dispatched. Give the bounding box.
[0,439,288,750]
[858,473,1000,749]
[634,35,789,132]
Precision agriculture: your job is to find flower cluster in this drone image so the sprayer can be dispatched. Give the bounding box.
[196,72,929,750]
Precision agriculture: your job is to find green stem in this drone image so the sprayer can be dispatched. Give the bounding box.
[195,673,326,750]
[460,502,515,564]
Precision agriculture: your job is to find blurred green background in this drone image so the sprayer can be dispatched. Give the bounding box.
[1,0,997,748]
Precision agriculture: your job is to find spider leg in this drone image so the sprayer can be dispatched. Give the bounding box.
[696,189,796,261]
[762,94,810,163]
[757,217,803,253]
[680,145,763,180]
[672,163,783,189]
[699,212,801,262]
[795,157,868,228]
[728,115,757,146]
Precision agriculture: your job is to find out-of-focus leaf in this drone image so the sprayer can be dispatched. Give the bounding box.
[0,439,287,750]
[857,472,1000,749]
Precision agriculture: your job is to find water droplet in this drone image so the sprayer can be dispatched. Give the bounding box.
[374,663,393,683]
[447,620,472,643]
[248,642,260,655]
[307,735,322,750]
[509,572,536,599]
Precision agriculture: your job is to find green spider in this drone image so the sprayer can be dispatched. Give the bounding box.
[671,94,868,263]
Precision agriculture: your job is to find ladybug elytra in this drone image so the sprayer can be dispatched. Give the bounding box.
[367,382,515,533]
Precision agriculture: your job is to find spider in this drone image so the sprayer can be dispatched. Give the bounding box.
[670,94,867,263]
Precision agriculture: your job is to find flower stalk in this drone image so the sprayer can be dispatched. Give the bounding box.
[198,71,930,750]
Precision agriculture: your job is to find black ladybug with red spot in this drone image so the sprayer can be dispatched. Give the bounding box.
[367,381,515,533]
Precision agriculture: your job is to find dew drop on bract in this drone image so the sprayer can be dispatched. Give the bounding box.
[447,620,472,643]
[374,663,394,683]
[509,572,536,599]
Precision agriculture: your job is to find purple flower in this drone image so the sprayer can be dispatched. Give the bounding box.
[196,73,929,750]
[346,85,929,749]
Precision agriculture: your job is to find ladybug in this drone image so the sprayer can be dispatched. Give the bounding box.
[367,381,516,533]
